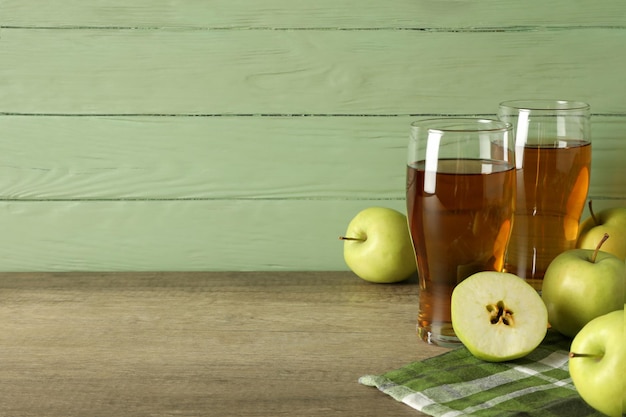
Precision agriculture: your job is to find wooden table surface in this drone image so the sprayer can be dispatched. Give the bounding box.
[0,271,448,417]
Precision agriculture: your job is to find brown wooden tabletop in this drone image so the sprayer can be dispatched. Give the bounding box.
[0,271,449,416]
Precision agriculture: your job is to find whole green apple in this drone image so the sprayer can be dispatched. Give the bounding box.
[577,201,626,261]
[542,234,625,338]
[569,307,625,417]
[340,207,417,283]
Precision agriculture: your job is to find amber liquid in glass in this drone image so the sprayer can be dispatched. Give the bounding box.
[504,141,591,291]
[407,159,516,346]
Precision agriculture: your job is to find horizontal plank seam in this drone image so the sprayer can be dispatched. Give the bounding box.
[0,197,404,202]
[0,196,622,203]
[2,25,626,31]
[1,113,625,117]
[0,112,492,117]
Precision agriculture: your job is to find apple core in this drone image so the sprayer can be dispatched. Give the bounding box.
[486,301,514,326]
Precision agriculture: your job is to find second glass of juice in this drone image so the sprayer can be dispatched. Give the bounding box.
[498,100,591,292]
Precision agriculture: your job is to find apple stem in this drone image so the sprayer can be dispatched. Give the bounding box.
[338,236,366,242]
[590,233,610,263]
[569,352,602,359]
[588,200,599,225]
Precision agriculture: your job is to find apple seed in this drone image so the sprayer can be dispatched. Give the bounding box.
[486,301,515,326]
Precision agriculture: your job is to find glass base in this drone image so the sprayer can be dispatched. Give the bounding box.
[417,322,463,348]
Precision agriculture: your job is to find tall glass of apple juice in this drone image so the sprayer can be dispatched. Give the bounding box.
[498,100,591,292]
[407,118,516,347]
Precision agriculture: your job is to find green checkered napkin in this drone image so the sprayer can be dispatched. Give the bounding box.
[359,330,603,416]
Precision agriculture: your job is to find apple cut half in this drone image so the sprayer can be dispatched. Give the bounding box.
[451,272,548,362]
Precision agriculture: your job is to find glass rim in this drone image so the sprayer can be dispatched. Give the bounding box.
[499,99,590,111]
[410,117,512,133]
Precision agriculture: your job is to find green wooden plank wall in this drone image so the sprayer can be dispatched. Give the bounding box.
[1,1,625,271]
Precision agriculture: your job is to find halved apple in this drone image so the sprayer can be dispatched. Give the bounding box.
[451,272,548,362]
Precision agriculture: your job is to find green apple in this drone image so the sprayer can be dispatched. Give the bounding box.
[451,271,548,362]
[569,308,625,417]
[577,201,626,261]
[542,233,625,338]
[339,207,417,283]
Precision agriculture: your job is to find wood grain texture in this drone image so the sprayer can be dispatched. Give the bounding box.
[0,116,409,200]
[0,198,622,273]
[0,271,444,417]
[0,116,624,201]
[1,28,625,114]
[2,0,625,28]
[0,1,625,271]
[0,199,407,271]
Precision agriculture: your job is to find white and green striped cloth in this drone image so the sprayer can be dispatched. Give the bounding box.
[359,331,603,416]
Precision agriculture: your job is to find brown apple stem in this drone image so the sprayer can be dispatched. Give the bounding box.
[338,236,365,242]
[590,233,610,263]
[588,200,598,225]
[569,352,603,359]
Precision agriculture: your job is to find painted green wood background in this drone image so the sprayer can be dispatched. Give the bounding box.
[1,0,625,271]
